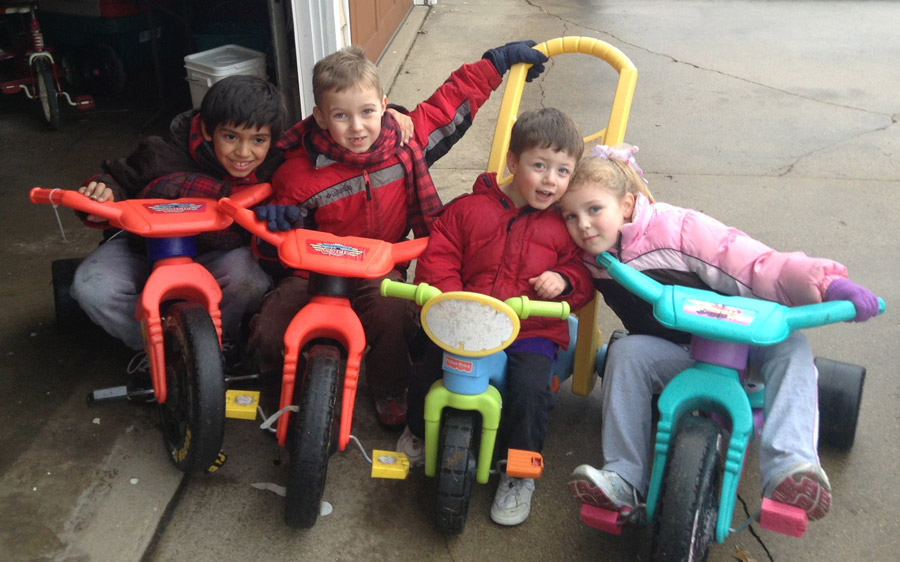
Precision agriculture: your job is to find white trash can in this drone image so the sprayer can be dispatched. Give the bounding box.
[184,44,266,109]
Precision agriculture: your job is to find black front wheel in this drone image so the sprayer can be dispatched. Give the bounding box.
[34,58,60,130]
[284,344,341,529]
[434,409,478,534]
[158,302,226,473]
[652,415,722,562]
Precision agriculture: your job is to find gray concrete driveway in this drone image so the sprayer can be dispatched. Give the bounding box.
[2,1,898,561]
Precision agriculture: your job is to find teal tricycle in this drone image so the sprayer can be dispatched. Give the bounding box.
[579,252,884,561]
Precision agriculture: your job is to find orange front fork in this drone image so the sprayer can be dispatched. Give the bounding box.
[137,257,223,403]
[275,295,366,451]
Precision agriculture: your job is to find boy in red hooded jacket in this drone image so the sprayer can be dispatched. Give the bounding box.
[402,108,594,526]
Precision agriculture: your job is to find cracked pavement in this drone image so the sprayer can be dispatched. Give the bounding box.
[2,1,898,561]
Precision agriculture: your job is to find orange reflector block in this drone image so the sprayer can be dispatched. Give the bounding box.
[506,449,543,478]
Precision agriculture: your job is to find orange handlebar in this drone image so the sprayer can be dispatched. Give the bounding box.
[217,195,287,248]
[29,187,123,223]
[227,182,273,209]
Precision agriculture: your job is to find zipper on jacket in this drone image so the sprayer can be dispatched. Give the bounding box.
[363,169,372,200]
[363,169,376,235]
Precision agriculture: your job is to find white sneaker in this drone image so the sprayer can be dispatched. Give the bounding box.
[568,465,637,514]
[396,426,424,467]
[490,473,535,526]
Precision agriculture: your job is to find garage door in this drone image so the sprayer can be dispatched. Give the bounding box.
[349,0,413,62]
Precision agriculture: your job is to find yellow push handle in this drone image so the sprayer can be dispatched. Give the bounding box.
[486,37,638,397]
[486,36,638,185]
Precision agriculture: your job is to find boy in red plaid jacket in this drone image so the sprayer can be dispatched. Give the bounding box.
[69,75,287,394]
[250,42,549,427]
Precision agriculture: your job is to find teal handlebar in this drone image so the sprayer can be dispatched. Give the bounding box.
[596,251,885,346]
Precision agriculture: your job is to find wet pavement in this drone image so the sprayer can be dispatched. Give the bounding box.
[2,1,899,561]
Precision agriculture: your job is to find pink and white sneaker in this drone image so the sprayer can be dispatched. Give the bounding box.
[764,462,832,521]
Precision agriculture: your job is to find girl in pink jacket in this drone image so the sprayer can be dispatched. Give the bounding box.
[559,144,879,523]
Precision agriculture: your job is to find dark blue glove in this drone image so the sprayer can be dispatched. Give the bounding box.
[482,40,548,82]
[824,278,880,322]
[254,204,303,232]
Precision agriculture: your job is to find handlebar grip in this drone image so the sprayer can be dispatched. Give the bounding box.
[29,187,122,222]
[380,279,441,306]
[785,296,886,331]
[505,296,570,320]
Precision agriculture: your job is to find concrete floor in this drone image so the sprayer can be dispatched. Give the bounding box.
[2,1,899,561]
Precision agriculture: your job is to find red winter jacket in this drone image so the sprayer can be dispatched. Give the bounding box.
[271,59,502,243]
[414,173,594,348]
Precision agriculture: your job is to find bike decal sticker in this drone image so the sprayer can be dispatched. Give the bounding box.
[444,355,474,373]
[683,299,754,325]
[144,202,206,213]
[308,241,367,260]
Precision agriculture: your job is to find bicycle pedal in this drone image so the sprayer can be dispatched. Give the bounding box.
[371,450,410,479]
[506,449,544,478]
[225,389,259,419]
[580,504,623,535]
[759,497,807,537]
[73,95,95,110]
[86,385,129,406]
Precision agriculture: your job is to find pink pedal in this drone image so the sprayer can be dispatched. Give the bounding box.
[74,95,95,110]
[759,497,807,537]
[580,504,623,535]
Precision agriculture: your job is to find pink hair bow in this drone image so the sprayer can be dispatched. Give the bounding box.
[590,143,645,178]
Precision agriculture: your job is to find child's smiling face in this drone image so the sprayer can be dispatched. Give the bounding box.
[559,184,634,255]
[313,84,388,153]
[503,146,577,209]
[203,121,272,178]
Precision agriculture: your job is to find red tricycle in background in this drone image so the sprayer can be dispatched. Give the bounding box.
[1,1,93,129]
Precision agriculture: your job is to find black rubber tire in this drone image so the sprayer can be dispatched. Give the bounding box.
[434,409,478,535]
[816,356,866,451]
[652,415,721,562]
[51,258,91,330]
[284,344,341,529]
[34,58,60,130]
[158,302,226,473]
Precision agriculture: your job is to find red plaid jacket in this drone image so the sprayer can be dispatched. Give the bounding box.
[80,111,283,251]
[273,59,502,247]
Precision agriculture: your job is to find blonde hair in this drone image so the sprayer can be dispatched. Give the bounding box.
[569,143,655,203]
[312,45,383,106]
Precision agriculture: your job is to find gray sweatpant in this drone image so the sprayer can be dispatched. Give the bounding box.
[72,236,270,350]
[600,332,819,498]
